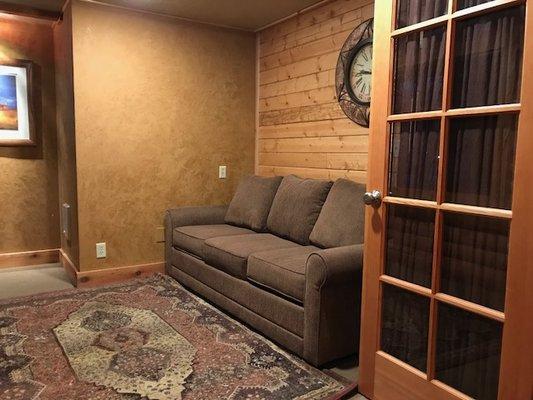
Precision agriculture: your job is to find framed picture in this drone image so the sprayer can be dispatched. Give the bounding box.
[0,60,36,146]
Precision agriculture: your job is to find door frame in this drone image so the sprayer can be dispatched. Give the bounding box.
[358,0,533,398]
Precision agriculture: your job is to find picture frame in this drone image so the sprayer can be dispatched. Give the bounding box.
[0,59,36,146]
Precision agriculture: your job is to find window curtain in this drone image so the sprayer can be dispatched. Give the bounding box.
[446,115,517,209]
[393,26,446,114]
[396,0,448,28]
[389,120,440,200]
[452,5,525,108]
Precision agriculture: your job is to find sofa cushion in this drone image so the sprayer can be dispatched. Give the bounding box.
[267,175,333,245]
[248,246,320,304]
[225,175,283,232]
[309,179,366,248]
[173,224,254,258]
[203,234,299,279]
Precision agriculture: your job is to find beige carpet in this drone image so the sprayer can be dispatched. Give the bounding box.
[0,263,73,299]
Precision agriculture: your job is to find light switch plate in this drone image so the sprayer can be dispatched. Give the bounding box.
[219,165,227,179]
[96,242,106,259]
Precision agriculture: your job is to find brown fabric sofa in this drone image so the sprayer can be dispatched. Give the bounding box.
[165,175,365,366]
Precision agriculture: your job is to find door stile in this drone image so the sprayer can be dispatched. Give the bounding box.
[358,0,395,396]
[497,0,533,397]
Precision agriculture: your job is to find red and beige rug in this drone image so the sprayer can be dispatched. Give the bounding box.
[0,274,350,399]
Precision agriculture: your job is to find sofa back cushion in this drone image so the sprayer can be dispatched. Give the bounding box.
[309,178,366,248]
[267,175,333,245]
[225,175,283,232]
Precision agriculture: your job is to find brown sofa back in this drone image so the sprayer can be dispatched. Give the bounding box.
[266,175,333,245]
[225,175,283,232]
[309,178,366,248]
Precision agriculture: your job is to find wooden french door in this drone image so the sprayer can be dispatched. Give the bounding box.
[359,0,533,399]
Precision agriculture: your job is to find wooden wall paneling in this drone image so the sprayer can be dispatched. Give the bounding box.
[258,119,368,139]
[257,0,373,182]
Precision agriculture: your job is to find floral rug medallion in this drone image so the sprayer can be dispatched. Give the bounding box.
[54,301,195,400]
[0,274,350,399]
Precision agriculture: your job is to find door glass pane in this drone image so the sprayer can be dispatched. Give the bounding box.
[446,114,518,209]
[436,303,503,400]
[393,26,446,114]
[396,0,447,29]
[457,0,494,10]
[452,5,525,108]
[441,213,510,311]
[385,205,435,287]
[381,284,430,372]
[389,120,440,200]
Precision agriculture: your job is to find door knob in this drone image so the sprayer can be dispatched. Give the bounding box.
[363,190,382,206]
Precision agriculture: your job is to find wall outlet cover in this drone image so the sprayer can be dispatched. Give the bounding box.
[219,165,227,179]
[96,242,106,259]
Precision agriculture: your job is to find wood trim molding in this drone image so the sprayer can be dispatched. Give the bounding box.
[75,262,165,288]
[0,1,61,21]
[0,249,60,269]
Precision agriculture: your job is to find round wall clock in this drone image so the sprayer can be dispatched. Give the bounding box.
[335,19,374,127]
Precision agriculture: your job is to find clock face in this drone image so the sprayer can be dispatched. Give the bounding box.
[348,43,372,105]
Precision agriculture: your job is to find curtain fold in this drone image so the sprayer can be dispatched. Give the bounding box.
[446,115,517,209]
[390,120,440,200]
[396,0,448,28]
[452,5,525,108]
[394,27,446,114]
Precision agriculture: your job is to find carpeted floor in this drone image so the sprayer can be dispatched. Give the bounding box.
[0,273,354,399]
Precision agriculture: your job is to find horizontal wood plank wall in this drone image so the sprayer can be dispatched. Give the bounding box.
[257,0,374,183]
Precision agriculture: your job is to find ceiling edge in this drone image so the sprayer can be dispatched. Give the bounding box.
[254,0,334,32]
[77,0,255,32]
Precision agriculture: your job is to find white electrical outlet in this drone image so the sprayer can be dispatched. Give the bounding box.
[219,165,227,179]
[96,242,107,259]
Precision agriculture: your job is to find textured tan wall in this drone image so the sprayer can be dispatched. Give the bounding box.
[71,1,256,270]
[0,17,60,254]
[257,0,374,183]
[54,4,80,266]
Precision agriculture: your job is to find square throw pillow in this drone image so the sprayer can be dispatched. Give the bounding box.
[266,175,333,245]
[309,178,366,248]
[225,175,283,232]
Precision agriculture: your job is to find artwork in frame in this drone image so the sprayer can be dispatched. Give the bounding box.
[0,60,35,146]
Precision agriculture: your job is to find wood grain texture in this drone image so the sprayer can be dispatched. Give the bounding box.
[257,0,373,182]
[54,3,80,267]
[76,262,165,288]
[0,249,60,269]
[0,17,60,256]
[71,1,256,271]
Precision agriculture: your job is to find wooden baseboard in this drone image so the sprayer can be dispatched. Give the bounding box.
[2,248,164,288]
[0,249,60,269]
[75,261,165,288]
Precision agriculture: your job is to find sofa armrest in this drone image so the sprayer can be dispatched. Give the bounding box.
[304,244,364,366]
[164,205,228,266]
[306,244,364,289]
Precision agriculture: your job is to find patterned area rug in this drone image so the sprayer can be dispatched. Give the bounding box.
[0,274,350,399]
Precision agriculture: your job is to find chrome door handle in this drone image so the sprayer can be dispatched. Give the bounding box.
[363,190,382,206]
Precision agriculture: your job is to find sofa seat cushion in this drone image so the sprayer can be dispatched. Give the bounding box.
[203,234,299,279]
[248,246,320,304]
[173,224,254,258]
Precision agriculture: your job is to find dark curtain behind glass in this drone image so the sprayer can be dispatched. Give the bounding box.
[389,120,440,200]
[396,0,448,28]
[446,115,518,209]
[452,6,525,108]
[393,26,446,114]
